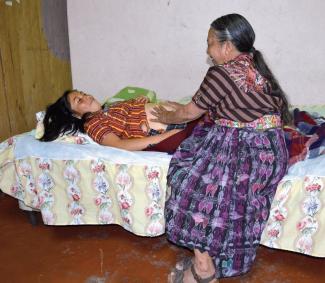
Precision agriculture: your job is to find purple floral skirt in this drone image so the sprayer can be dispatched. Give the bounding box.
[165,121,288,278]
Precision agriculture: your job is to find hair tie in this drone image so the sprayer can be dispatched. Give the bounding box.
[250,46,256,54]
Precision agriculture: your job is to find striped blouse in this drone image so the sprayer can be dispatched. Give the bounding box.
[84,99,148,143]
[192,54,282,122]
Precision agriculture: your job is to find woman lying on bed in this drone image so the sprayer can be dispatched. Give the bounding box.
[39,90,187,151]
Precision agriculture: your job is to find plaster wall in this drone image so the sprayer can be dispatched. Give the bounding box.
[67,0,325,105]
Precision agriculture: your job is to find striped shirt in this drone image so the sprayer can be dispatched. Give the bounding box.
[84,99,148,143]
[192,54,282,123]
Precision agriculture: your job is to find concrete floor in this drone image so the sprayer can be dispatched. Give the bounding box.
[1,193,324,283]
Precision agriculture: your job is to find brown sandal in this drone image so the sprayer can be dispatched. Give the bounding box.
[168,259,217,283]
[190,263,217,283]
[175,257,193,271]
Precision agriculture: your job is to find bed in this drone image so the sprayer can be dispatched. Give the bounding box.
[0,130,172,237]
[260,155,325,257]
[260,106,325,257]
[1,94,324,256]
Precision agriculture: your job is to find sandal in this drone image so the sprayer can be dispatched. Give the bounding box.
[190,263,217,283]
[175,257,193,271]
[168,257,193,282]
[168,268,185,283]
[168,258,217,283]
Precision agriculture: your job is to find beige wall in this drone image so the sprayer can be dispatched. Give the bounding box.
[0,0,72,142]
[68,0,325,106]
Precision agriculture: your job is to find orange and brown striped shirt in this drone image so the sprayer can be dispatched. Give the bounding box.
[84,99,148,143]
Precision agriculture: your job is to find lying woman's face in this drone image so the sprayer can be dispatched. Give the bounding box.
[68,90,102,117]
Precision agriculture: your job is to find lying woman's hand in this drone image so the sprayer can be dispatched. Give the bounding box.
[100,128,183,151]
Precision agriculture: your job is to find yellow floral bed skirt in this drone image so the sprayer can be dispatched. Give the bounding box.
[261,176,325,257]
[0,137,169,237]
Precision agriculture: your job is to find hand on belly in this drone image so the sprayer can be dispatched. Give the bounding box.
[145,102,175,131]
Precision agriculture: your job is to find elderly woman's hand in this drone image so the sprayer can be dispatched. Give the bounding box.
[135,96,150,103]
[150,104,174,124]
[163,101,184,111]
[150,100,203,125]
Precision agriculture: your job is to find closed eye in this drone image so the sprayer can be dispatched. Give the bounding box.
[74,97,81,104]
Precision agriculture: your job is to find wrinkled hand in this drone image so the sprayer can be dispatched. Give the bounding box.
[135,96,149,103]
[162,101,184,111]
[150,104,172,124]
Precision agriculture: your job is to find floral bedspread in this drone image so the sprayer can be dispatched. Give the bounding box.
[0,132,171,237]
[260,156,325,257]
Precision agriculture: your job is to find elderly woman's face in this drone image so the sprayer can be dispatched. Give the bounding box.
[206,28,227,65]
[68,90,102,117]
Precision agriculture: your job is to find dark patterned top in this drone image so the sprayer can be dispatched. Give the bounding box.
[192,54,282,122]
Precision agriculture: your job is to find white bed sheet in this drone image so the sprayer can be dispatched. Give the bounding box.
[15,131,172,166]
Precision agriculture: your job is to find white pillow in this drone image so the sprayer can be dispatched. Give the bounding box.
[34,111,95,145]
[35,111,46,139]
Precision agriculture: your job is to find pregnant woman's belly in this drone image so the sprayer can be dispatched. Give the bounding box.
[145,102,175,132]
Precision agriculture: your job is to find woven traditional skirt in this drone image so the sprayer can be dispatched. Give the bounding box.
[165,119,288,278]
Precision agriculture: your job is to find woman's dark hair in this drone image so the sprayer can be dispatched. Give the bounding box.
[211,13,291,124]
[39,90,86,142]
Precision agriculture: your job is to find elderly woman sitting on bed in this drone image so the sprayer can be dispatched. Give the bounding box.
[39,90,186,151]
